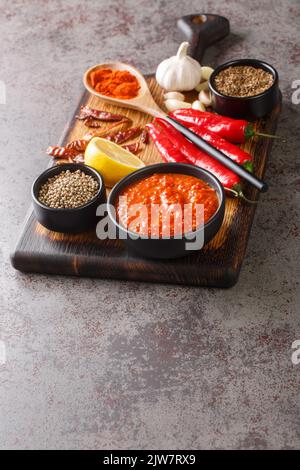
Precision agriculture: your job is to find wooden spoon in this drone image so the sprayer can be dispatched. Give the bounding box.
[84,62,165,118]
[83,62,268,193]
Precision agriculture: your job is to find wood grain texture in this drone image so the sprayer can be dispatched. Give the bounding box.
[11,75,281,287]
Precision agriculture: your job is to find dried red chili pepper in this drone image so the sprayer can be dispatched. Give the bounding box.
[83,120,130,142]
[140,128,149,144]
[107,126,141,145]
[46,146,78,158]
[66,139,88,152]
[76,105,127,122]
[122,142,140,154]
[69,154,85,164]
[83,117,102,128]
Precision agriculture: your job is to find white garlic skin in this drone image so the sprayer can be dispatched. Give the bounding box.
[164,99,192,112]
[163,91,185,101]
[191,100,206,112]
[199,90,212,107]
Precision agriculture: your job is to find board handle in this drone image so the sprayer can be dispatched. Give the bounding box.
[177,14,230,62]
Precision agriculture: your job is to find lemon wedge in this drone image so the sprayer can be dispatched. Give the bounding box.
[84,137,145,187]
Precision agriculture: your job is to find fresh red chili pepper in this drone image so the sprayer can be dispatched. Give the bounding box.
[182,124,253,172]
[146,123,190,164]
[152,119,241,191]
[170,109,280,143]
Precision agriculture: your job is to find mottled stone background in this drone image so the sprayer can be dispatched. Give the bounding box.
[0,0,299,450]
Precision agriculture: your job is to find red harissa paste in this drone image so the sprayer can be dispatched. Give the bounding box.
[116,173,219,237]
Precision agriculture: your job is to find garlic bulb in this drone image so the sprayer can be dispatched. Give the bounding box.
[163,91,185,101]
[191,100,206,112]
[156,42,202,92]
[199,90,212,107]
[164,99,191,112]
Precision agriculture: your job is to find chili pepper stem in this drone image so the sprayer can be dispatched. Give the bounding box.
[239,191,258,204]
[243,161,253,173]
[255,131,286,141]
[225,187,239,198]
[225,187,258,204]
[246,123,285,141]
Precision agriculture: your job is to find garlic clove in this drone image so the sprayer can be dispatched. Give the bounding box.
[195,80,209,92]
[191,100,206,112]
[199,90,212,107]
[201,66,214,82]
[163,91,185,101]
[164,99,191,112]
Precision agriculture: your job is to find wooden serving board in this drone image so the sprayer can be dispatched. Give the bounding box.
[11,75,281,287]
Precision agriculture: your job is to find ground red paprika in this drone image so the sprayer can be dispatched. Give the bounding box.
[90,68,140,99]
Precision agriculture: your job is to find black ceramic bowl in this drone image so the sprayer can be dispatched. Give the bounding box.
[107,163,225,259]
[32,163,106,233]
[209,59,279,120]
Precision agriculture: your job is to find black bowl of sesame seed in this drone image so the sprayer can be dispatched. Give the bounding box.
[209,59,279,120]
[32,163,106,233]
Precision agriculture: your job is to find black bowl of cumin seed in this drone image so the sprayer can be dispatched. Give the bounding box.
[209,59,279,120]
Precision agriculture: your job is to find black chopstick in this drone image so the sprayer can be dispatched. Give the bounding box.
[166,116,268,193]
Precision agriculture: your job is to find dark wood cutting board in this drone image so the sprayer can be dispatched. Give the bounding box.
[10,73,281,287]
[10,14,282,286]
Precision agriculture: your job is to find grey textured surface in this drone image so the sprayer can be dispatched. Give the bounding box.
[0,0,299,450]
